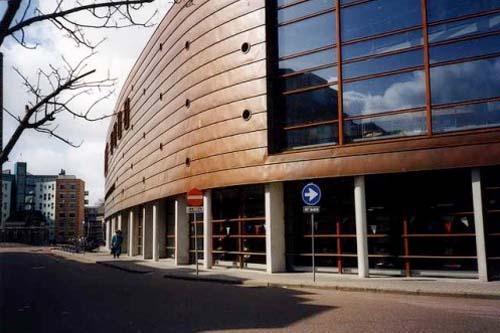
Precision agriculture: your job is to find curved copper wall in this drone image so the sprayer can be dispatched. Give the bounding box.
[105,0,500,217]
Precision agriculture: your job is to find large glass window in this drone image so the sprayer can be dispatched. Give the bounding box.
[341,0,421,41]
[342,29,423,60]
[428,12,500,43]
[430,34,500,64]
[284,66,337,91]
[286,123,338,148]
[433,101,500,133]
[343,71,426,117]
[212,185,265,268]
[278,0,334,23]
[427,0,500,23]
[430,57,500,105]
[283,86,339,126]
[279,48,337,74]
[278,13,336,57]
[343,50,423,79]
[344,111,426,142]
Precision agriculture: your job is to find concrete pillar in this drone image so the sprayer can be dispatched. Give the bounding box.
[152,204,159,261]
[175,195,189,265]
[265,182,286,273]
[106,219,111,249]
[142,206,152,259]
[111,217,116,236]
[203,190,212,269]
[117,214,122,231]
[128,210,135,256]
[354,176,369,278]
[472,168,489,282]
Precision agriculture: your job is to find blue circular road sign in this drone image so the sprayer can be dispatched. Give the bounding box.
[302,183,321,206]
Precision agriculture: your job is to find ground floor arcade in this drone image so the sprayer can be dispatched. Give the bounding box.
[105,167,500,281]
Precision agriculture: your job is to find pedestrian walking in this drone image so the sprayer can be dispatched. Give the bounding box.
[111,230,124,259]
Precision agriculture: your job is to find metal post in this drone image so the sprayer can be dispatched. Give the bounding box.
[194,212,199,277]
[311,213,315,282]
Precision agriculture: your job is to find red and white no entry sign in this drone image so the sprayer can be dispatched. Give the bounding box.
[187,188,203,206]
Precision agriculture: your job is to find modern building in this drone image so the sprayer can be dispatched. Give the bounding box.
[1,163,86,243]
[1,171,15,226]
[84,204,104,244]
[103,0,500,281]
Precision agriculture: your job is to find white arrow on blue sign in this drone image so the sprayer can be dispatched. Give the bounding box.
[302,183,321,206]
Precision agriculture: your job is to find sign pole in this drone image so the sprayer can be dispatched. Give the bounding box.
[194,212,199,277]
[311,213,315,282]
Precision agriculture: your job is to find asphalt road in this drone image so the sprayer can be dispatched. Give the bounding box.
[1,248,500,333]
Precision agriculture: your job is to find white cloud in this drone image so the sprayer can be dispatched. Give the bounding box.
[2,1,171,205]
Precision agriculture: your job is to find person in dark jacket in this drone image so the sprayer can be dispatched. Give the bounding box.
[111,230,124,259]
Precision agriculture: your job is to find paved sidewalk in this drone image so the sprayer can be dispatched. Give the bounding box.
[51,249,500,299]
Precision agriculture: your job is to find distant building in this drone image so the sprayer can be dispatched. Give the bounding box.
[55,174,86,242]
[84,204,104,244]
[1,163,86,243]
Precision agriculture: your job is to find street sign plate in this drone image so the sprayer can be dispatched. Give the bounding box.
[303,206,320,213]
[302,183,321,206]
[187,206,204,214]
[187,188,203,206]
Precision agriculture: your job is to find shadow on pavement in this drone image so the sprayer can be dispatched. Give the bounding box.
[1,251,334,333]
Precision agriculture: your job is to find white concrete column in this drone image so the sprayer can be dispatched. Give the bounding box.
[175,196,189,265]
[203,190,212,269]
[128,210,135,256]
[144,206,154,260]
[472,168,489,282]
[265,182,286,273]
[117,214,122,231]
[111,217,116,236]
[106,219,111,249]
[354,176,369,278]
[152,204,159,261]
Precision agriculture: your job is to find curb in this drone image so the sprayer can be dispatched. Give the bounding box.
[165,274,500,300]
[96,261,153,274]
[164,274,243,285]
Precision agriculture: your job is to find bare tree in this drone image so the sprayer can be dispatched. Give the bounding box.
[0,0,194,165]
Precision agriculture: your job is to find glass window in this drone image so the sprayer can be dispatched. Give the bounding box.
[278,12,336,57]
[279,48,336,73]
[343,29,423,60]
[284,66,338,91]
[427,0,500,23]
[430,57,500,105]
[341,0,421,41]
[278,0,334,23]
[343,71,426,117]
[432,101,500,133]
[283,86,339,125]
[342,49,423,79]
[430,34,500,64]
[286,124,338,148]
[344,111,426,142]
[428,13,500,43]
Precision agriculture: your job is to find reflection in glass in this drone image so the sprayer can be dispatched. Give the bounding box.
[278,0,334,23]
[430,57,500,105]
[430,34,500,64]
[428,13,500,43]
[341,0,421,41]
[279,48,336,73]
[284,66,337,91]
[427,0,500,23]
[284,86,339,125]
[278,13,336,57]
[343,50,423,79]
[286,124,338,148]
[432,101,500,133]
[343,71,425,117]
[344,111,426,142]
[342,29,423,60]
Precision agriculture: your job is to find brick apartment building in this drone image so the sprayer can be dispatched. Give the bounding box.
[55,176,86,241]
